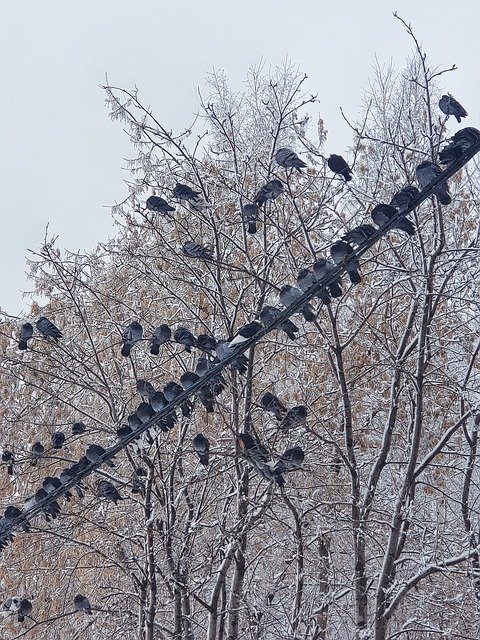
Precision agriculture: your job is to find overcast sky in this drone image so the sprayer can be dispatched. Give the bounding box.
[1,0,479,316]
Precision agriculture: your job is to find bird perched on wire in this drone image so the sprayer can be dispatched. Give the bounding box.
[261,392,287,421]
[242,203,260,234]
[415,161,451,205]
[279,285,316,322]
[196,334,217,353]
[253,179,284,207]
[439,94,468,123]
[3,506,30,532]
[51,432,66,449]
[43,476,72,501]
[193,434,210,466]
[174,326,197,353]
[180,372,215,412]
[137,401,156,424]
[313,258,343,298]
[74,594,93,615]
[36,316,63,342]
[296,268,331,304]
[173,183,201,201]
[85,444,115,467]
[97,480,123,504]
[229,321,262,348]
[342,224,377,246]
[32,488,61,521]
[150,324,171,355]
[370,204,415,236]
[18,322,33,350]
[163,381,193,417]
[274,446,305,475]
[59,467,85,499]
[195,358,225,396]
[275,147,307,171]
[146,195,175,215]
[451,127,480,152]
[182,241,214,261]
[282,405,307,430]
[259,305,299,340]
[330,241,361,285]
[150,391,177,430]
[30,441,45,465]
[390,186,420,212]
[215,339,249,374]
[136,379,156,400]
[327,154,352,181]
[121,321,143,357]
[237,433,285,487]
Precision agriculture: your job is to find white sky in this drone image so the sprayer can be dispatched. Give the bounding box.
[1,0,479,315]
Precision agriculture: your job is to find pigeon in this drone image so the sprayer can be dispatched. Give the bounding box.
[136,402,155,424]
[327,154,352,181]
[17,599,32,622]
[279,285,316,322]
[342,224,377,246]
[215,340,248,375]
[253,179,284,207]
[1,449,14,475]
[452,127,480,153]
[72,422,86,435]
[439,94,468,123]
[313,258,343,298]
[30,441,45,465]
[97,480,123,504]
[229,321,262,348]
[150,324,171,355]
[136,379,156,400]
[51,432,66,449]
[174,327,197,353]
[196,334,217,353]
[34,488,61,521]
[121,321,143,357]
[182,241,214,261]
[282,405,307,430]
[390,186,420,212]
[370,204,415,236]
[330,241,361,285]
[146,195,175,215]
[296,268,331,304]
[415,161,451,205]
[259,305,299,340]
[275,147,307,171]
[242,203,260,234]
[261,392,287,421]
[274,446,305,475]
[128,412,143,430]
[439,141,463,165]
[180,371,200,389]
[85,444,114,468]
[2,597,21,616]
[59,467,85,499]
[173,183,201,201]
[237,433,284,487]
[180,372,215,412]
[18,322,33,350]
[43,475,71,500]
[36,316,63,342]
[74,594,93,615]
[4,506,30,532]
[195,358,225,396]
[150,392,176,429]
[116,424,133,440]
[163,381,193,417]
[193,434,210,466]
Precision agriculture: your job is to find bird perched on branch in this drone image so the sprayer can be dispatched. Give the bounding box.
[274,446,305,475]
[282,405,307,430]
[415,161,451,206]
[193,434,210,466]
[253,179,284,207]
[18,322,33,350]
[150,324,171,355]
[72,422,86,435]
[327,154,352,181]
[146,195,175,215]
[275,147,307,171]
[242,203,260,234]
[313,258,343,298]
[330,241,361,285]
[390,185,420,212]
[74,594,93,615]
[51,432,66,449]
[30,441,45,465]
[229,321,262,348]
[261,392,287,421]
[36,316,63,342]
[370,204,415,236]
[2,449,14,475]
[342,224,377,246]
[439,94,468,123]
[174,327,197,353]
[182,241,214,261]
[237,433,285,487]
[173,183,201,201]
[97,480,123,504]
[259,305,299,340]
[279,285,316,322]
[121,321,143,357]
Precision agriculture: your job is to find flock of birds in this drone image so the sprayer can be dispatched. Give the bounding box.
[1,92,479,624]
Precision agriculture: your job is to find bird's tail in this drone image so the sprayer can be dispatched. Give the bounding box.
[18,340,28,350]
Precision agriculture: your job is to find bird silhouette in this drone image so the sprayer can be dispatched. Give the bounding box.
[327,154,352,181]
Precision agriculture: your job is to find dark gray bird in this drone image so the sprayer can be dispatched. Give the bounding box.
[390,186,420,212]
[173,183,201,201]
[275,147,307,171]
[36,316,62,342]
[282,405,307,430]
[415,161,451,205]
[180,371,200,389]
[116,424,133,440]
[85,444,115,467]
[370,204,415,236]
[150,392,176,429]
[452,127,480,153]
[174,327,197,353]
[30,441,45,465]
[131,468,146,496]
[439,141,463,165]
[261,392,287,421]
[237,433,285,487]
[215,339,248,374]
[279,285,316,322]
[128,412,143,430]
[330,241,361,285]
[34,488,61,521]
[164,381,193,417]
[150,324,171,355]
[97,479,123,504]
[43,475,71,500]
[259,305,299,340]
[242,203,260,234]
[136,402,155,424]
[59,467,85,499]
[17,599,32,622]
[195,357,225,396]
[146,195,175,215]
[274,446,305,475]
[439,94,468,123]
[182,241,214,261]
[196,334,217,353]
[313,258,343,298]
[342,224,377,246]
[137,379,156,400]
[51,432,66,449]
[121,321,143,357]
[74,594,93,615]
[297,268,331,304]
[193,434,210,466]
[2,449,14,475]
[180,372,215,412]
[327,154,352,181]
[229,321,262,348]
[72,422,86,435]
[253,179,284,207]
[18,322,33,350]
[4,506,30,532]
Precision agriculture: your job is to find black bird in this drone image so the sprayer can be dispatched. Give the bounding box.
[439,94,468,123]
[36,316,63,342]
[313,258,343,298]
[150,392,176,429]
[282,405,307,430]
[259,305,299,341]
[31,441,45,465]
[253,179,284,207]
[279,285,316,322]
[116,424,133,440]
[452,127,480,152]
[17,599,32,622]
[196,334,217,353]
[296,268,331,304]
[327,154,352,181]
[275,446,305,475]
[164,381,193,417]
[150,324,171,355]
[415,161,451,205]
[342,224,377,246]
[180,371,200,388]
[4,506,30,532]
[370,204,415,236]
[51,432,66,449]
[275,147,307,171]
[174,327,197,353]
[136,379,156,400]
[136,402,155,424]
[193,434,210,466]
[229,321,262,348]
[237,433,285,487]
[34,488,61,521]
[330,241,361,285]
[18,322,33,350]
[390,185,420,212]
[85,444,114,467]
[182,241,214,261]
[215,339,248,374]
[43,476,72,501]
[72,422,86,435]
[173,183,201,201]
[128,412,143,430]
[97,480,123,504]
[439,141,463,165]
[261,392,287,421]
[146,195,175,215]
[2,449,14,475]
[74,594,93,615]
[242,203,260,234]
[121,321,143,357]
